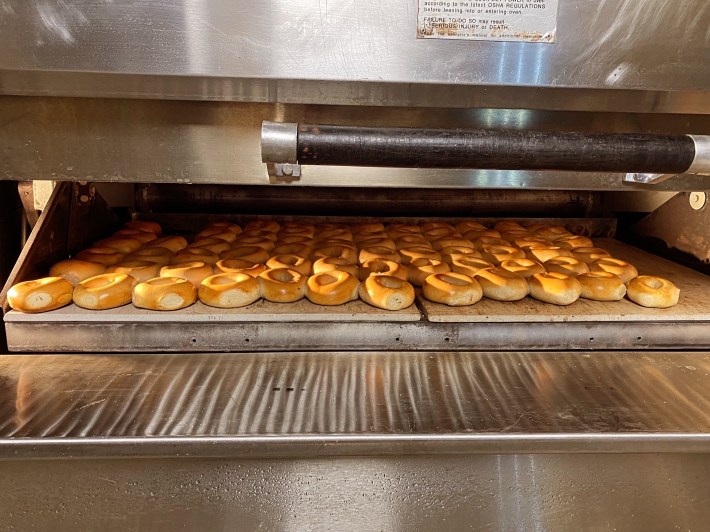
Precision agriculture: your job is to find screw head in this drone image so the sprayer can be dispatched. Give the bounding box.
[281,163,294,176]
[689,192,707,211]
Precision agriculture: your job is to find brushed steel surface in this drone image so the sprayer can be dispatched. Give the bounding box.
[3,96,710,189]
[1,351,710,449]
[2,454,710,531]
[1,0,709,112]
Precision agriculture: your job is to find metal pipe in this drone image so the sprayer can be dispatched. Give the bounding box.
[262,122,710,174]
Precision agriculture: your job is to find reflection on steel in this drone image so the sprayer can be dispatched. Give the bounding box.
[1,351,710,453]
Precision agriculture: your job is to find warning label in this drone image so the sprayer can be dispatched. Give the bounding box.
[417,0,558,43]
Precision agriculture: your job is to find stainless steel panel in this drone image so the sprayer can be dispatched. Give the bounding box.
[2,454,710,531]
[1,351,710,450]
[3,96,710,189]
[1,1,709,112]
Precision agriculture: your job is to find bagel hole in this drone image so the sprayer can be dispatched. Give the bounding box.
[271,269,297,282]
[643,278,664,289]
[376,276,403,289]
[439,274,470,286]
[316,273,338,286]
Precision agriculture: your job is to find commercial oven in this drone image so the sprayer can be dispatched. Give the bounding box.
[1,1,710,530]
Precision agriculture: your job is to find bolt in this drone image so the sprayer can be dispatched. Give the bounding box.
[281,163,294,176]
[689,192,707,211]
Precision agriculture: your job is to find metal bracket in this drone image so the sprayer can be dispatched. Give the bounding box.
[267,162,302,184]
[624,173,677,185]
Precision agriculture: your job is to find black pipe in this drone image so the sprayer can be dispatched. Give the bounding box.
[297,125,696,173]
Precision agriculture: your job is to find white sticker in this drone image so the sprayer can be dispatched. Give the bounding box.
[417,0,558,43]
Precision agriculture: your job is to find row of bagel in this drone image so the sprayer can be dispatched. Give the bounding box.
[6,218,680,312]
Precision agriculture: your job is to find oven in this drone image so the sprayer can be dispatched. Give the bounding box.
[1,1,710,529]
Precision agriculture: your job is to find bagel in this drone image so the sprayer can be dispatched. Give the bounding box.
[133,277,197,311]
[500,259,545,279]
[75,247,125,266]
[311,245,358,265]
[514,236,553,249]
[160,261,213,287]
[544,256,590,277]
[572,247,612,264]
[266,254,313,276]
[170,247,220,265]
[627,275,680,308]
[407,258,450,286]
[358,246,401,265]
[312,257,360,278]
[394,235,432,249]
[194,227,238,243]
[275,235,314,246]
[499,230,532,242]
[399,246,443,265]
[220,246,270,264]
[125,247,173,266]
[144,235,188,253]
[233,236,275,251]
[422,272,483,306]
[215,258,268,277]
[387,225,422,239]
[358,275,415,311]
[471,236,511,250]
[422,227,459,240]
[528,272,582,305]
[123,220,162,235]
[475,268,529,301]
[454,221,488,233]
[202,222,242,235]
[315,238,356,248]
[420,222,455,233]
[258,268,307,303]
[198,273,261,308]
[359,259,408,281]
[450,257,494,277]
[244,220,280,233]
[589,258,639,284]
[49,259,106,286]
[494,221,526,233]
[239,229,279,242]
[188,237,230,254]
[525,245,573,263]
[532,225,572,241]
[271,243,312,257]
[73,273,136,310]
[107,261,162,283]
[463,229,502,241]
[112,229,158,244]
[577,272,627,301]
[355,236,396,250]
[480,245,526,265]
[94,237,142,254]
[555,235,595,250]
[430,237,473,251]
[279,222,316,237]
[7,277,74,313]
[306,271,360,305]
[315,228,353,241]
[352,222,386,234]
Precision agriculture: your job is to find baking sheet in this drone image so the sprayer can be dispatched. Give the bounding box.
[419,239,710,323]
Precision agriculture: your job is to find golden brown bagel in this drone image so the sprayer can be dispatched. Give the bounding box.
[420,222,455,233]
[133,277,197,311]
[144,235,188,253]
[188,237,231,254]
[525,245,573,263]
[532,225,572,241]
[126,247,173,266]
[494,221,526,233]
[266,254,313,276]
[306,271,360,306]
[194,227,238,243]
[407,258,450,286]
[359,259,408,281]
[528,272,582,305]
[311,245,358,265]
[112,229,158,244]
[577,272,627,301]
[352,222,386,234]
[234,236,275,251]
[500,259,545,279]
[450,257,494,277]
[462,229,502,241]
[589,258,639,284]
[394,235,432,249]
[73,273,136,310]
[271,243,312,257]
[399,246,443,265]
[387,225,422,239]
[555,235,595,250]
[7,277,74,313]
[627,275,680,308]
[312,257,360,278]
[202,222,242,235]
[198,273,260,308]
[49,259,106,286]
[315,228,353,241]
[124,220,162,235]
[480,245,526,265]
[215,258,268,277]
[471,236,511,250]
[544,256,590,277]
[513,236,553,249]
[572,247,612,264]
[430,237,473,251]
[422,272,483,306]
[475,268,529,301]
[94,237,142,254]
[358,275,415,311]
[454,221,488,233]
[355,236,397,250]
[244,220,280,233]
[239,229,279,242]
[275,235,314,246]
[107,261,162,283]
[258,268,307,303]
[160,261,214,288]
[220,246,270,264]
[358,246,401,265]
[75,247,125,266]
[170,247,220,265]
